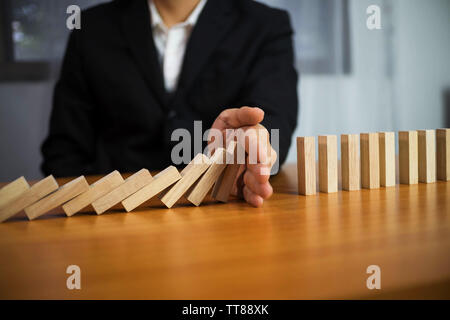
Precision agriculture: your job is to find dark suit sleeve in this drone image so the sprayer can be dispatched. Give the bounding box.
[41,30,97,177]
[237,10,298,168]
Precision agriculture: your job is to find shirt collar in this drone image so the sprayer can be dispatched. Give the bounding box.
[149,0,207,30]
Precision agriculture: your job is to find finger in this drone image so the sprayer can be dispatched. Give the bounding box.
[244,170,273,199]
[243,185,264,207]
[236,125,272,166]
[246,163,271,183]
[211,106,265,131]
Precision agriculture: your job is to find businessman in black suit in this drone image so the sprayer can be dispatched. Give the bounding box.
[42,0,298,207]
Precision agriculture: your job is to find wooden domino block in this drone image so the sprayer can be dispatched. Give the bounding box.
[341,134,360,191]
[0,176,58,223]
[437,128,450,181]
[360,133,380,189]
[0,176,29,208]
[211,141,243,202]
[25,176,89,220]
[297,136,316,195]
[418,130,436,183]
[122,166,181,212]
[379,132,396,187]
[186,148,228,206]
[92,169,152,214]
[160,153,211,208]
[318,135,338,193]
[62,171,124,216]
[399,131,418,185]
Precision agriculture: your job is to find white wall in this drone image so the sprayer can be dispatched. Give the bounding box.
[0,82,54,180]
[285,0,450,163]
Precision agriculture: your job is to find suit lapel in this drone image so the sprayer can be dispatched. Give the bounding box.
[174,0,236,98]
[121,0,167,107]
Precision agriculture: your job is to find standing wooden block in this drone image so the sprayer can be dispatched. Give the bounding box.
[25,176,89,220]
[399,131,419,185]
[160,153,211,208]
[211,141,243,202]
[92,169,152,214]
[122,166,181,212]
[62,171,124,216]
[379,132,396,187]
[0,176,58,223]
[418,130,436,183]
[297,137,316,195]
[186,148,228,206]
[0,176,29,208]
[318,135,338,193]
[360,133,380,189]
[341,134,360,191]
[437,128,450,181]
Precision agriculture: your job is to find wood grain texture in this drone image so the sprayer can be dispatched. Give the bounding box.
[122,166,181,212]
[437,128,450,181]
[92,169,152,214]
[186,148,228,206]
[0,176,58,223]
[297,136,316,195]
[318,135,338,193]
[399,131,419,185]
[25,176,89,220]
[341,134,360,191]
[360,133,380,189]
[379,132,396,187]
[0,164,449,299]
[211,141,242,202]
[63,171,124,216]
[0,176,29,209]
[418,130,436,183]
[160,153,211,208]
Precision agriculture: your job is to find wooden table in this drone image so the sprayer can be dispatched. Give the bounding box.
[0,164,449,299]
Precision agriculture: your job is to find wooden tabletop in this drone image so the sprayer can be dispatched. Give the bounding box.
[0,163,449,299]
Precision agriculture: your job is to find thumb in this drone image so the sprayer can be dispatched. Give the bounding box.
[210,106,265,131]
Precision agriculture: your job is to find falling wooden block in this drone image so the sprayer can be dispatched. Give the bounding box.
[25,176,89,220]
[399,131,418,185]
[122,166,181,212]
[297,136,316,195]
[0,176,58,223]
[62,171,124,216]
[379,132,396,187]
[0,176,29,209]
[211,141,243,202]
[92,169,152,214]
[160,153,211,208]
[418,130,436,183]
[341,134,360,191]
[186,148,228,206]
[318,135,338,193]
[437,128,450,181]
[360,133,380,189]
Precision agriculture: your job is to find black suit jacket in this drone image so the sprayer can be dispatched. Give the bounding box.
[41,0,298,177]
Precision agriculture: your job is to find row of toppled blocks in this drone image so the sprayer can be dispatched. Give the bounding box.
[0,142,243,223]
[297,128,450,195]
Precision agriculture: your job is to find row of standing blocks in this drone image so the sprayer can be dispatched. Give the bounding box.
[297,128,450,195]
[0,142,244,223]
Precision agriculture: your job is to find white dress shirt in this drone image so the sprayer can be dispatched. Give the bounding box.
[148,0,207,93]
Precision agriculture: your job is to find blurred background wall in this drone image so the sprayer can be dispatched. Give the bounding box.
[0,0,449,180]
